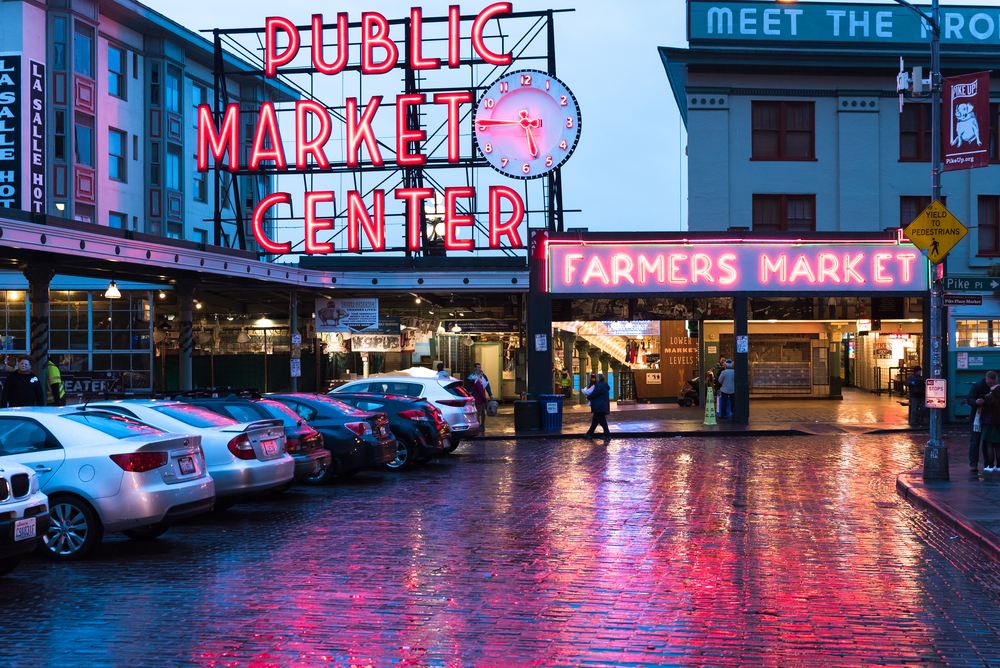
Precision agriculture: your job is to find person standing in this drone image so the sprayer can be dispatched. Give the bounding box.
[981,385,1000,472]
[44,355,66,407]
[560,371,572,399]
[717,359,735,419]
[966,370,997,471]
[905,365,926,426]
[435,362,450,380]
[584,373,611,439]
[1,355,45,408]
[467,362,492,436]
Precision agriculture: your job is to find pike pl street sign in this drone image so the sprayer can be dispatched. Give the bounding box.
[903,200,968,264]
[943,276,1000,291]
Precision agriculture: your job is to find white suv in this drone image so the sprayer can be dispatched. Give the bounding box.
[0,459,49,577]
[331,375,480,442]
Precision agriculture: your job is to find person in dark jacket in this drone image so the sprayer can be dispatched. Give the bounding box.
[1,355,45,408]
[584,373,612,439]
[905,366,926,426]
[966,370,997,471]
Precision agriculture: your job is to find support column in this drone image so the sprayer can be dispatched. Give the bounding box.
[609,358,622,401]
[526,232,553,399]
[558,330,576,371]
[24,267,54,402]
[575,339,591,404]
[588,347,601,386]
[175,282,196,391]
[289,289,298,392]
[734,297,749,424]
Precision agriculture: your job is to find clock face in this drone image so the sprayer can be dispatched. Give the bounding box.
[473,69,581,180]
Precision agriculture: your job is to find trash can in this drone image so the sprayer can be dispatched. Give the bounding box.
[539,393,564,430]
[514,400,541,431]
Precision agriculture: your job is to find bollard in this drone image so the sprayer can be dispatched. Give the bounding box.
[703,387,717,426]
[922,443,950,480]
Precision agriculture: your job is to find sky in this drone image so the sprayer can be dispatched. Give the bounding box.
[142,0,690,238]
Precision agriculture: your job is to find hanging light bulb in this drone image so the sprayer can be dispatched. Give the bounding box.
[415,297,422,304]
[104,281,121,299]
[452,324,462,333]
[237,327,251,344]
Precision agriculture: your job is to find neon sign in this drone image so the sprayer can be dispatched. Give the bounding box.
[548,242,928,294]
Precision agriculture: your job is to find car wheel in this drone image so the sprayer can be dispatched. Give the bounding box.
[122,522,171,541]
[303,453,337,485]
[384,438,414,470]
[446,438,460,453]
[0,555,22,577]
[42,496,104,561]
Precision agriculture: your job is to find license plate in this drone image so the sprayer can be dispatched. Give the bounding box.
[262,440,279,456]
[178,456,195,475]
[442,437,451,449]
[380,427,388,437]
[14,517,35,542]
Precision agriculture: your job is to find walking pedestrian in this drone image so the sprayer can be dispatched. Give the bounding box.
[966,370,997,472]
[1,355,45,408]
[467,363,492,436]
[584,373,611,439]
[717,359,735,419]
[905,365,926,426]
[980,385,1000,472]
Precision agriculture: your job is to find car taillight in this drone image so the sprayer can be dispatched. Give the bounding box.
[398,409,430,421]
[346,422,373,436]
[227,433,257,460]
[437,399,471,407]
[109,452,169,472]
[285,437,301,453]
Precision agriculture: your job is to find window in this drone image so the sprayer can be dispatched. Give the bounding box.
[166,65,180,113]
[752,195,816,232]
[151,404,238,428]
[109,211,127,229]
[132,52,138,79]
[53,18,67,70]
[979,196,1000,255]
[150,142,160,186]
[74,203,94,223]
[167,222,182,239]
[192,83,206,127]
[108,46,125,98]
[62,413,163,439]
[49,291,89,351]
[0,290,28,353]
[73,23,94,78]
[150,63,160,107]
[133,135,138,160]
[74,114,93,166]
[0,419,54,456]
[54,110,66,161]
[955,320,1000,348]
[193,156,207,202]
[751,101,814,160]
[108,128,126,181]
[900,196,931,228]
[166,143,181,190]
[194,228,208,245]
[900,104,932,161]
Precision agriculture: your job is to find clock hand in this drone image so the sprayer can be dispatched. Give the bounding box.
[477,118,522,129]
[477,110,542,131]
[525,125,538,158]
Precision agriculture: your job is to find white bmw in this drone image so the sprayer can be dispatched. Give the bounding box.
[0,459,49,576]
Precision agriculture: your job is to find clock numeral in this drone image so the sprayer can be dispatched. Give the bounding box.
[501,158,509,168]
[499,81,508,93]
[566,117,574,129]
[560,95,567,107]
[545,156,553,168]
[522,163,530,174]
[520,74,532,87]
[484,143,493,154]
[559,140,568,150]
[545,79,550,90]
[484,98,495,109]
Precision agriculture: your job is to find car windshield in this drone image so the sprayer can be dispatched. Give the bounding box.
[443,381,471,398]
[62,412,165,439]
[255,399,302,427]
[298,395,371,417]
[151,404,239,428]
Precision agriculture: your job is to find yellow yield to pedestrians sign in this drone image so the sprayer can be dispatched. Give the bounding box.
[903,200,968,265]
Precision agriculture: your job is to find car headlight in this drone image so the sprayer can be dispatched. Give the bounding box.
[29,473,39,494]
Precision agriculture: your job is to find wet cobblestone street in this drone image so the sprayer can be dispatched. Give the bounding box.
[2,432,1000,667]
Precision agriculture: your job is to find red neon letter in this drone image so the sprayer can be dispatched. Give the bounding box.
[347,190,386,252]
[448,5,461,67]
[843,253,865,283]
[396,188,434,251]
[612,254,635,285]
[760,254,786,283]
[582,255,610,285]
[295,100,331,169]
[251,192,292,254]
[265,17,300,78]
[788,254,817,283]
[444,187,475,250]
[410,8,440,69]
[691,254,714,283]
[873,252,893,284]
[638,254,665,284]
[667,254,689,285]
[304,191,335,254]
[311,13,349,75]
[396,94,426,166]
[818,253,841,283]
[362,12,398,74]
[471,3,513,65]
[897,253,916,282]
[250,102,286,170]
[564,253,584,285]
[346,96,384,167]
[488,186,523,248]
[197,104,239,173]
[718,254,738,285]
[434,91,473,163]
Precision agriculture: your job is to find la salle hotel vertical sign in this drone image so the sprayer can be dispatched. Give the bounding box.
[0,55,44,213]
[0,56,20,210]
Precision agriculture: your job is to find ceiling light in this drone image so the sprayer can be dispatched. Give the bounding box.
[104,281,121,299]
[459,312,465,316]
[255,318,274,327]
[415,297,422,304]
[428,309,434,314]
[158,292,166,299]
[452,324,462,333]
[7,291,19,300]
[195,302,202,309]
[237,328,251,344]
[227,315,234,321]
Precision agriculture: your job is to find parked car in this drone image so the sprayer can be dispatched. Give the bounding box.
[176,390,386,484]
[330,376,478,444]
[0,407,215,560]
[86,400,301,503]
[0,459,49,576]
[307,393,451,468]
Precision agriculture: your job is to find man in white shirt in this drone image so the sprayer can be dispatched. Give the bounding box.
[435,362,450,379]
[718,359,736,419]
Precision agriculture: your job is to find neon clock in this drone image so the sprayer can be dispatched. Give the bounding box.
[473,69,581,180]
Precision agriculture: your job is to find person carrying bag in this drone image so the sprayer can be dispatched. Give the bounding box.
[584,373,611,439]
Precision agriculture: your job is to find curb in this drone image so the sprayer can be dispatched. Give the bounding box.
[478,426,925,441]
[896,472,1000,563]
